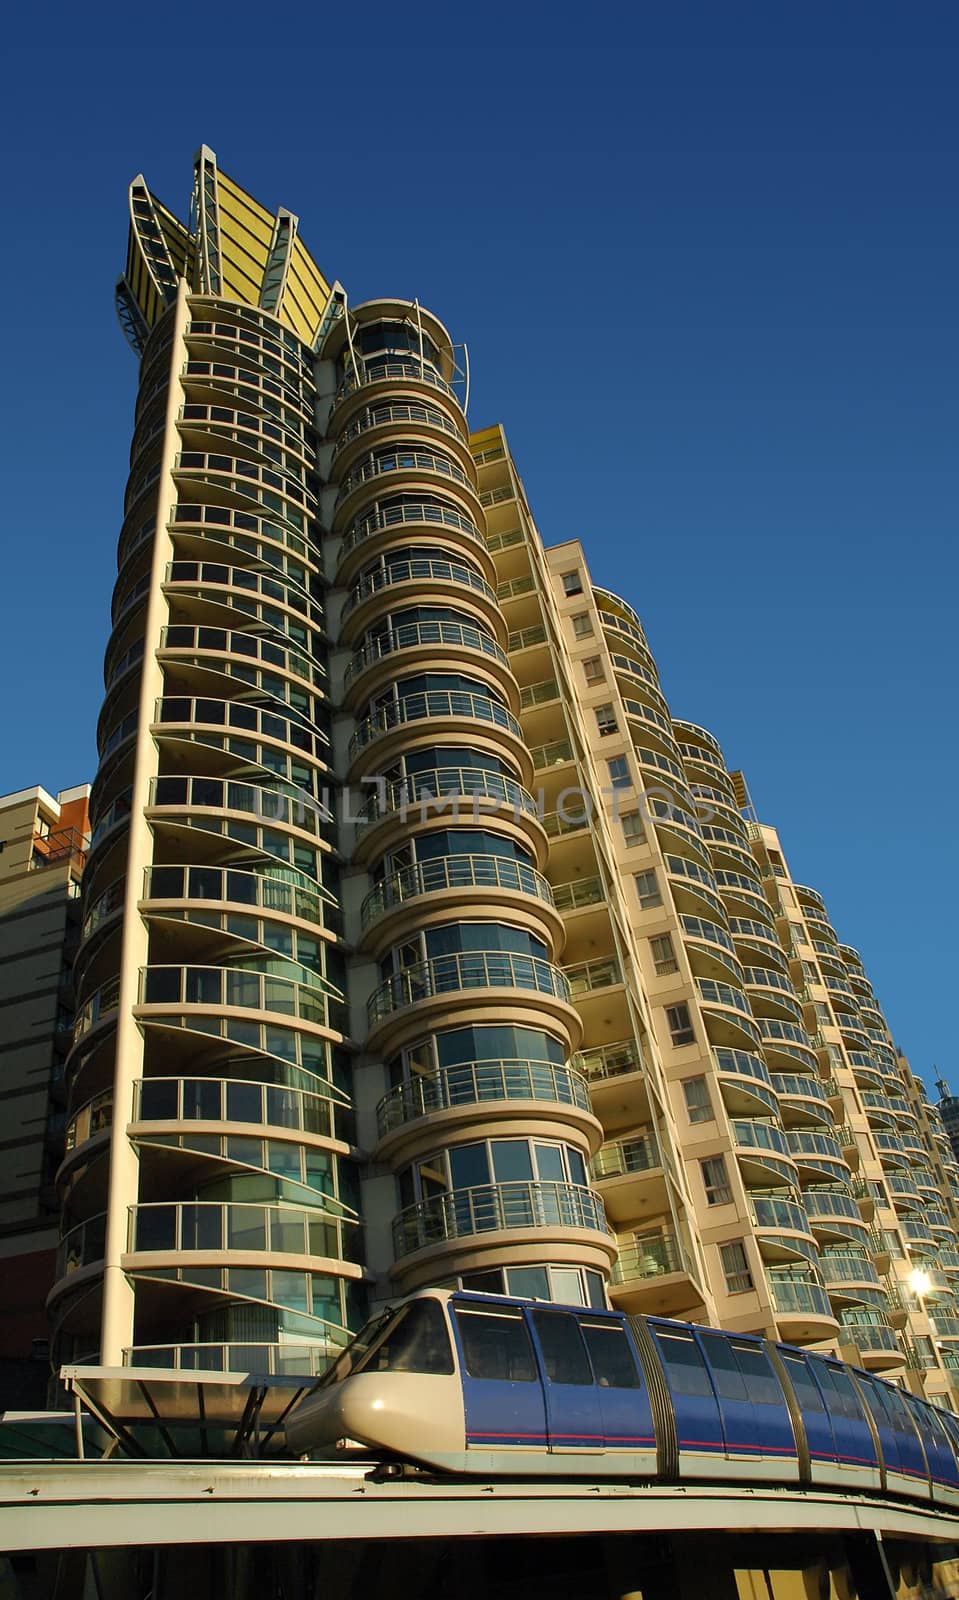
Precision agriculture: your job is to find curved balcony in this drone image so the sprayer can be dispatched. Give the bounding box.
[391,1181,612,1264]
[343,619,509,704]
[883,1172,922,1210]
[348,690,524,771]
[608,1234,706,1319]
[713,1047,780,1117]
[819,1250,882,1301]
[351,766,545,864]
[133,1075,355,1146]
[785,1129,850,1184]
[164,560,324,630]
[168,501,315,565]
[141,863,342,939]
[770,1073,834,1127]
[754,1018,819,1072]
[768,1275,839,1340]
[333,446,479,528]
[146,775,333,847]
[900,1216,938,1254]
[138,965,348,1039]
[62,1089,114,1170]
[340,555,498,636]
[158,624,326,694]
[123,1338,346,1377]
[153,696,329,767]
[360,854,559,946]
[731,1120,798,1187]
[695,978,762,1050]
[741,967,805,1025]
[839,1312,905,1370]
[751,1195,817,1252]
[337,498,487,589]
[727,916,787,963]
[366,950,579,1051]
[376,1059,592,1142]
[50,1213,107,1304]
[329,352,463,422]
[127,1200,359,1267]
[803,1189,872,1250]
[331,397,463,462]
[71,975,120,1050]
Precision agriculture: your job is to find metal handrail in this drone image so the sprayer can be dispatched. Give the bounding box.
[368,951,570,1024]
[376,1059,590,1136]
[122,1339,348,1376]
[133,1074,354,1143]
[344,619,507,685]
[342,555,494,616]
[128,1200,358,1260]
[349,690,521,758]
[355,765,538,830]
[392,1180,609,1256]
[139,965,346,1033]
[361,853,554,928]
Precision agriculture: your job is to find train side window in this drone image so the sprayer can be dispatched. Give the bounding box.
[778,1351,826,1412]
[531,1310,593,1386]
[699,1333,748,1401]
[730,1340,785,1405]
[360,1298,455,1375]
[814,1361,865,1421]
[578,1319,642,1389]
[454,1306,537,1382]
[653,1328,714,1396]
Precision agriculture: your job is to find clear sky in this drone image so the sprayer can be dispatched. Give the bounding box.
[2,5,956,1080]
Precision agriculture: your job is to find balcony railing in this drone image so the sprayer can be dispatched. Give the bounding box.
[769,1278,834,1319]
[134,1075,355,1145]
[610,1233,687,1285]
[55,1213,107,1279]
[376,1058,590,1137]
[361,854,554,929]
[574,1039,644,1084]
[592,1132,660,1181]
[344,620,507,686]
[751,1197,814,1236]
[565,957,622,996]
[368,951,571,1025]
[342,557,495,618]
[355,766,539,832]
[142,862,342,935]
[124,1338,348,1376]
[350,690,521,758]
[128,1201,359,1262]
[139,965,348,1035]
[31,825,89,870]
[552,876,605,912]
[392,1181,610,1258]
[65,1089,114,1153]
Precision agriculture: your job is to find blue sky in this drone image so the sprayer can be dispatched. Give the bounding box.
[2,6,956,1078]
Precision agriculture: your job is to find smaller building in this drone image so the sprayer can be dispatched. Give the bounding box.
[0,783,89,1406]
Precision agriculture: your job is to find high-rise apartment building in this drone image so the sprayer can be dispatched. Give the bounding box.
[0,783,89,1403]
[49,146,959,1412]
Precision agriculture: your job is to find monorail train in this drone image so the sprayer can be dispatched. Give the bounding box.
[285,1288,959,1510]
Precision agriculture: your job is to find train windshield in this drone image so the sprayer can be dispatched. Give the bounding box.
[320,1299,455,1386]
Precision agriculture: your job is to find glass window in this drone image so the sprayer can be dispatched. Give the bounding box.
[595,704,618,737]
[358,1299,455,1376]
[454,1306,537,1381]
[650,933,677,974]
[492,1141,534,1182]
[621,812,645,846]
[506,1265,550,1301]
[699,1332,749,1400]
[779,1351,826,1413]
[653,1328,714,1396]
[682,1076,712,1124]
[701,1155,732,1205]
[607,756,631,790]
[666,1002,695,1046]
[579,1319,641,1389]
[532,1310,593,1385]
[634,869,661,909]
[582,656,604,685]
[728,1341,783,1406]
[562,570,583,597]
[571,613,593,639]
[719,1240,754,1294]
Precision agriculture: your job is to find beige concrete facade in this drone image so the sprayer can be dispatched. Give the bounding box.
[44,148,958,1412]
